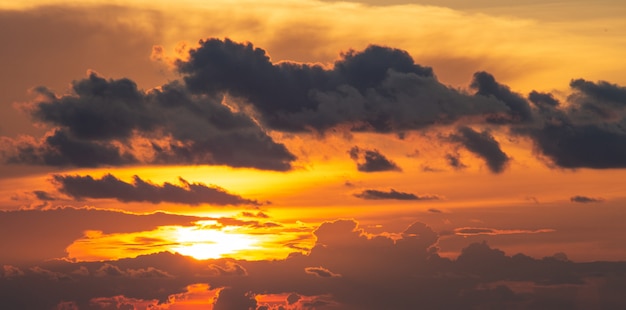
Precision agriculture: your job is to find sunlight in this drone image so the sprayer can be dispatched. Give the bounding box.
[171,225,258,260]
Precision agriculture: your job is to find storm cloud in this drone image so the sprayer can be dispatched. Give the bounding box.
[53,174,260,206]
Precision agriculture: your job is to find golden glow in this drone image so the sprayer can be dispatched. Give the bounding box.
[170,223,257,260]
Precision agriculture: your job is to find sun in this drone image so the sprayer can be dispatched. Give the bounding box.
[171,224,257,260]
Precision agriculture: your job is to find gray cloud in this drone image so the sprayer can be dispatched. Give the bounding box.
[471,71,533,123]
[4,75,295,171]
[349,146,401,172]
[570,195,605,203]
[178,38,510,133]
[53,174,260,206]
[354,189,439,201]
[450,126,510,173]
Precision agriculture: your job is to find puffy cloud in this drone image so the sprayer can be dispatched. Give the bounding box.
[353,189,440,201]
[3,74,295,171]
[570,195,605,203]
[349,146,401,172]
[178,38,510,133]
[53,174,260,206]
[570,78,626,107]
[450,126,510,173]
[519,113,626,168]
[471,71,533,123]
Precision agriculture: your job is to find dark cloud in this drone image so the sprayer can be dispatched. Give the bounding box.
[427,208,443,213]
[349,146,401,172]
[53,173,260,206]
[4,74,295,171]
[445,153,467,170]
[450,126,510,173]
[33,190,56,201]
[471,71,533,123]
[354,189,439,201]
[570,78,626,107]
[570,195,605,203]
[5,128,138,167]
[528,90,560,108]
[520,121,626,169]
[177,38,510,133]
[516,79,626,169]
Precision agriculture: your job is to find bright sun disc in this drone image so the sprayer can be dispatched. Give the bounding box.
[171,226,257,260]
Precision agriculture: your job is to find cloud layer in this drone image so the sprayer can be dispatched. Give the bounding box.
[2,219,625,309]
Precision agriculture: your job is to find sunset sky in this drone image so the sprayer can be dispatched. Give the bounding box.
[1,0,626,309]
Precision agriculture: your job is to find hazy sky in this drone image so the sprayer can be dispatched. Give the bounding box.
[1,0,626,309]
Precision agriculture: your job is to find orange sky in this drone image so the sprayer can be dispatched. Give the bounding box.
[1,0,626,309]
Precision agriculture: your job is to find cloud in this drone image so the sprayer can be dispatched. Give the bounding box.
[349,146,401,172]
[0,207,210,264]
[445,153,467,170]
[177,38,510,133]
[470,71,533,123]
[3,74,295,171]
[570,78,626,108]
[53,173,260,206]
[454,227,555,236]
[33,190,56,201]
[304,266,341,278]
[528,90,560,109]
[1,219,626,309]
[451,126,510,173]
[570,195,605,203]
[354,189,439,201]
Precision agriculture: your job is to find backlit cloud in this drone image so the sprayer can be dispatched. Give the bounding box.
[354,189,440,201]
[52,174,260,206]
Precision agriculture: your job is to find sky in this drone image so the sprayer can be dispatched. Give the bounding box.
[1,0,626,309]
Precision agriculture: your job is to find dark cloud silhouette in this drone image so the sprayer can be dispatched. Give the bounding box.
[516,79,626,169]
[33,190,56,201]
[570,78,626,107]
[451,126,510,173]
[445,152,467,170]
[354,189,439,201]
[528,90,560,108]
[471,71,533,123]
[4,74,295,171]
[5,128,138,167]
[53,173,260,206]
[349,146,401,172]
[520,117,626,169]
[177,38,510,133]
[570,195,605,203]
